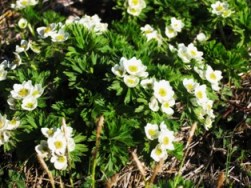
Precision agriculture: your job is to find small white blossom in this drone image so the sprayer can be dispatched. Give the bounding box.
[47,134,67,155]
[140,78,155,89]
[37,23,57,39]
[153,80,174,103]
[127,0,146,16]
[15,40,30,53]
[183,78,198,93]
[50,154,68,170]
[150,144,168,162]
[161,98,175,116]
[123,57,148,78]
[186,43,203,61]
[205,65,223,84]
[158,129,175,150]
[194,84,208,103]
[21,96,38,111]
[0,114,8,131]
[196,32,207,42]
[123,75,140,88]
[6,118,20,130]
[18,18,28,29]
[145,123,159,140]
[35,140,50,158]
[149,97,159,112]
[170,17,184,32]
[11,80,33,99]
[165,26,177,39]
[51,29,69,42]
[0,64,7,81]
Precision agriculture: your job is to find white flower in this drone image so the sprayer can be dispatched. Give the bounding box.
[31,84,44,98]
[140,25,163,45]
[78,14,108,34]
[196,32,207,42]
[123,75,140,88]
[50,154,68,170]
[12,0,38,9]
[170,17,184,32]
[140,78,155,89]
[194,84,208,103]
[15,40,30,53]
[177,43,191,63]
[7,96,17,110]
[48,134,67,155]
[149,96,159,112]
[204,116,213,130]
[0,65,7,81]
[165,26,177,39]
[18,18,28,29]
[186,43,203,61]
[11,52,22,69]
[41,127,60,138]
[194,65,206,79]
[211,1,228,16]
[158,129,175,150]
[123,57,148,78]
[0,114,8,131]
[222,9,233,18]
[183,78,198,93]
[127,0,146,16]
[0,131,10,146]
[205,65,223,84]
[161,98,175,116]
[35,140,50,158]
[145,123,159,140]
[6,118,20,130]
[112,57,126,77]
[51,29,69,42]
[211,83,221,91]
[37,23,57,39]
[21,96,38,111]
[11,80,33,99]
[150,144,168,162]
[153,80,174,103]
[67,138,76,152]
[29,41,41,54]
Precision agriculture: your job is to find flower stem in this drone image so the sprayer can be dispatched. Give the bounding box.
[91,115,104,188]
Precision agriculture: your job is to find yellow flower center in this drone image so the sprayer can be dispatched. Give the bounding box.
[210,72,217,80]
[148,129,156,136]
[56,34,65,41]
[132,0,139,5]
[58,156,66,163]
[196,91,203,99]
[163,137,170,145]
[128,65,138,73]
[155,148,162,156]
[25,102,34,109]
[44,27,51,34]
[54,141,63,149]
[21,0,29,6]
[18,88,29,97]
[216,5,224,12]
[159,88,167,97]
[127,78,136,85]
[190,50,197,56]
[32,90,40,97]
[164,102,170,108]
[0,120,5,129]
[187,84,194,91]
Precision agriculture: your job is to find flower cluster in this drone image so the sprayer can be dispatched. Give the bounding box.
[37,23,69,42]
[140,24,163,46]
[211,1,233,18]
[9,80,44,111]
[15,39,40,55]
[165,17,184,39]
[145,122,175,162]
[65,14,108,35]
[35,120,76,170]
[11,0,38,10]
[177,43,203,63]
[0,113,20,146]
[127,0,146,16]
[148,80,176,116]
[112,57,148,88]
[183,79,215,130]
